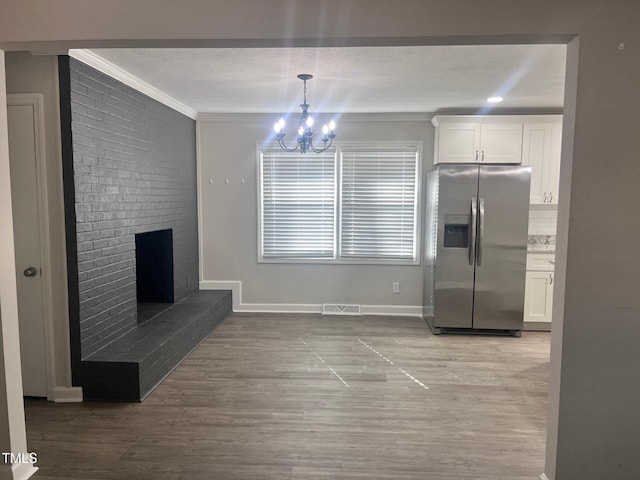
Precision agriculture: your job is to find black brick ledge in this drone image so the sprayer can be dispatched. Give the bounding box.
[80,290,231,401]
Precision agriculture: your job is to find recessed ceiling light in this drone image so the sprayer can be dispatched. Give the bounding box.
[487,96,504,103]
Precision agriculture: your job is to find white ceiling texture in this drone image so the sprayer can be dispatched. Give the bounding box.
[83,44,567,114]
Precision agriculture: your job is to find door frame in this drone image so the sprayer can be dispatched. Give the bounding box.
[8,93,57,400]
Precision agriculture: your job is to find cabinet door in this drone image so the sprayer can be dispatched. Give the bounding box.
[524,271,554,323]
[522,124,552,204]
[436,122,480,163]
[547,124,562,204]
[480,123,523,164]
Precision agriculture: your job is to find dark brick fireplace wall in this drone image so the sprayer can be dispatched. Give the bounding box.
[67,58,198,358]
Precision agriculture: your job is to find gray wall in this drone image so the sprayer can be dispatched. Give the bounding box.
[198,115,433,310]
[1,1,640,479]
[4,52,73,390]
[70,58,198,358]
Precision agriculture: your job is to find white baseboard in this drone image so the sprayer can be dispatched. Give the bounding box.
[0,463,38,480]
[540,474,549,480]
[236,303,322,314]
[53,386,83,403]
[524,321,552,332]
[361,304,423,316]
[200,280,422,317]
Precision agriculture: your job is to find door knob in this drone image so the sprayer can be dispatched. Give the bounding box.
[23,266,38,277]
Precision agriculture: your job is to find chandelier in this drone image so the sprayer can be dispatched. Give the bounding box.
[273,74,336,154]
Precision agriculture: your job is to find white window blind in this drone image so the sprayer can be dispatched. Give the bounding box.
[260,150,336,259]
[340,147,418,260]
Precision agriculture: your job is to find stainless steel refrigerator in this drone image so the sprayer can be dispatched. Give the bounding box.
[424,165,531,336]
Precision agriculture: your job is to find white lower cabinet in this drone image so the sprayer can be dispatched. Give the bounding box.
[524,253,555,330]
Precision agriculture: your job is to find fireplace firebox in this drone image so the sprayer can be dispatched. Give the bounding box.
[135,229,174,322]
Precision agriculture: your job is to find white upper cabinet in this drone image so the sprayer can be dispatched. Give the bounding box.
[434,122,481,163]
[479,123,525,164]
[432,116,523,164]
[521,117,563,204]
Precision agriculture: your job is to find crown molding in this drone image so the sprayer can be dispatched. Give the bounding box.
[69,49,198,120]
[198,112,431,123]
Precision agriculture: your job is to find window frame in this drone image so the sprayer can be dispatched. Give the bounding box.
[257,141,422,266]
[257,146,338,262]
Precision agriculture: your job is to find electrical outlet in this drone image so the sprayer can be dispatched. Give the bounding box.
[392,282,400,294]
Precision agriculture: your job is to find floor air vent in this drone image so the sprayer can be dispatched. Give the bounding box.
[322,304,361,315]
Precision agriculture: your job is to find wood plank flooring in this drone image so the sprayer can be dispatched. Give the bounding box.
[26,313,550,479]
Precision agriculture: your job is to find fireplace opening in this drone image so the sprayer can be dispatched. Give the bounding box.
[135,229,174,323]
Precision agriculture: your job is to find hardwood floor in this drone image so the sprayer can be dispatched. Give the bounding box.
[26,313,550,479]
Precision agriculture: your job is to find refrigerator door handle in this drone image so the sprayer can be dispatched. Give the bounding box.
[470,198,477,265]
[477,197,485,266]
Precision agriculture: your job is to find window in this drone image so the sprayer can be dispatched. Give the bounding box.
[258,143,421,264]
[340,146,418,260]
[260,150,336,259]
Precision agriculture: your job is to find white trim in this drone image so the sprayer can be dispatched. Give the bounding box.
[237,303,323,314]
[361,304,423,317]
[199,280,422,317]
[196,119,204,285]
[68,49,197,120]
[7,94,58,401]
[4,463,38,480]
[524,321,552,332]
[539,474,550,480]
[52,386,83,403]
[198,112,431,123]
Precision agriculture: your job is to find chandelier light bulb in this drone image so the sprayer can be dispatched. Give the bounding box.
[273,121,281,133]
[306,116,314,128]
[298,126,304,136]
[329,120,336,131]
[278,118,285,129]
[322,124,329,135]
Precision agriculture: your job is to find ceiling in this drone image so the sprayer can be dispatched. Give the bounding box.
[83,45,567,114]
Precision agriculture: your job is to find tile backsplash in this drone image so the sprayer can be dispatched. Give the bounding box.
[528,205,558,235]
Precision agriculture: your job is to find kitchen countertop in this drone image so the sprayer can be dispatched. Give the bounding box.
[527,235,556,253]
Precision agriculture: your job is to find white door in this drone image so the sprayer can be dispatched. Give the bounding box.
[7,99,48,397]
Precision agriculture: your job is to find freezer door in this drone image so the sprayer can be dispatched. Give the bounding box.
[473,165,531,330]
[433,166,478,328]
